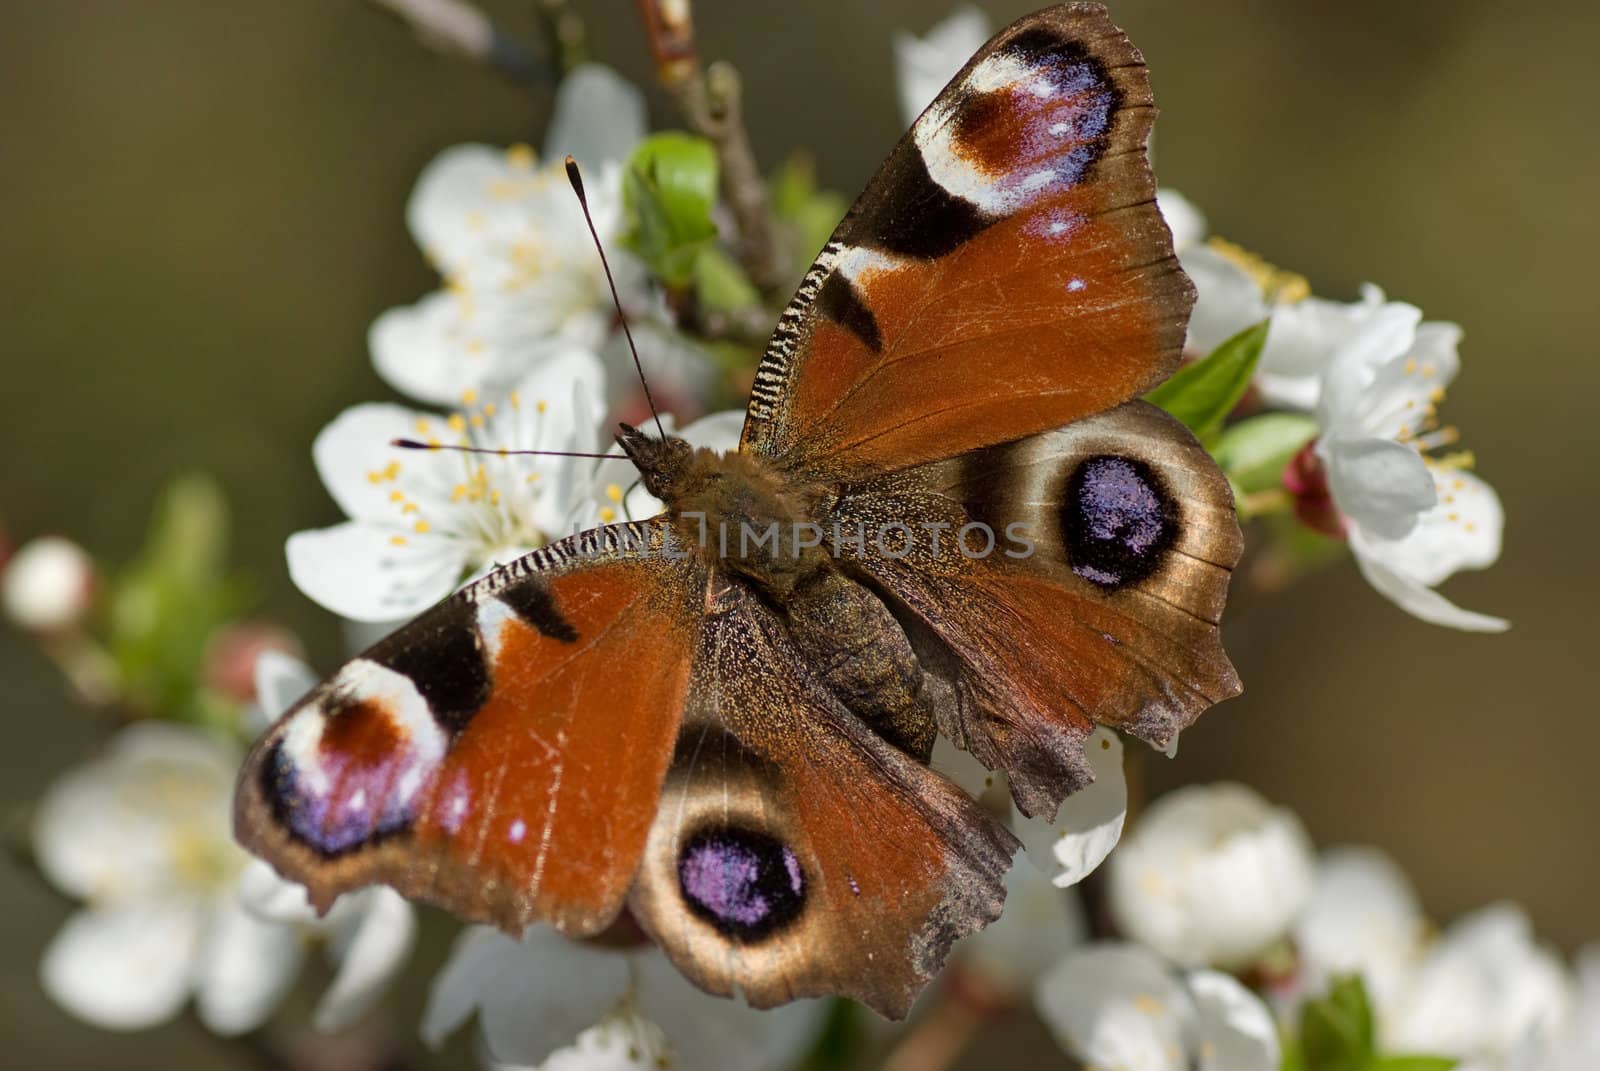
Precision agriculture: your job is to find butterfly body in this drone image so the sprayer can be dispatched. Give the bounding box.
[239,4,1245,1019]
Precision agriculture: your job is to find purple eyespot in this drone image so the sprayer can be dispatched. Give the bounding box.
[677,827,806,942]
[1064,455,1177,590]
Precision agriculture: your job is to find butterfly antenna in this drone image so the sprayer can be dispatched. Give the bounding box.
[390,438,623,461]
[565,155,667,442]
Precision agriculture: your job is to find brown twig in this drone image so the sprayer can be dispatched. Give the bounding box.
[636,0,788,293]
[878,969,1016,1071]
[366,0,554,86]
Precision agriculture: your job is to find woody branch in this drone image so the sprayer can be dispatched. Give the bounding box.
[636,0,789,293]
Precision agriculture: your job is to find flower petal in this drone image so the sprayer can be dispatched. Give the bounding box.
[422,926,629,1066]
[636,954,828,1071]
[1181,246,1268,354]
[371,290,490,406]
[961,838,1087,992]
[526,1012,669,1071]
[1020,726,1126,888]
[236,859,318,924]
[892,6,991,125]
[1316,302,1422,434]
[1354,321,1464,441]
[1295,847,1426,1015]
[1350,541,1509,632]
[544,65,647,170]
[311,401,441,523]
[287,520,466,622]
[407,144,527,272]
[1388,903,1574,1058]
[1035,942,1194,1071]
[33,723,238,901]
[1255,286,1387,411]
[253,649,319,723]
[1324,436,1436,540]
[195,896,305,1036]
[678,409,746,451]
[315,889,416,1032]
[41,900,204,1031]
[1187,969,1281,1071]
[1356,470,1503,588]
[1157,188,1207,251]
[1107,783,1316,969]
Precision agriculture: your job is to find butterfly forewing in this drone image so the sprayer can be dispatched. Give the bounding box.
[742,2,1191,480]
[235,521,706,935]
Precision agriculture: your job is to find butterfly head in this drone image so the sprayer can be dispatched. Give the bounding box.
[615,422,695,503]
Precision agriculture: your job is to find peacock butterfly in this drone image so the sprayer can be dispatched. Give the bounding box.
[236,2,1242,1018]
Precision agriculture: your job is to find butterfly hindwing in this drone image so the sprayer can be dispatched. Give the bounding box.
[235,521,707,935]
[743,2,1190,480]
[832,401,1243,818]
[627,581,1017,1018]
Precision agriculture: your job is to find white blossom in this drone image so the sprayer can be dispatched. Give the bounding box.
[371,65,650,406]
[2,535,94,632]
[1314,308,1508,631]
[1107,783,1316,969]
[1292,847,1427,1022]
[287,351,608,622]
[1035,942,1280,1071]
[1387,904,1575,1066]
[423,925,826,1071]
[32,718,413,1034]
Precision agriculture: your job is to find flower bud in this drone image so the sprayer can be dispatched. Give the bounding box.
[2,536,95,632]
[1283,440,1346,540]
[202,621,302,703]
[1107,783,1316,969]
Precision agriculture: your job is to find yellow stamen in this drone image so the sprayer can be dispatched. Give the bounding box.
[413,520,431,534]
[1206,236,1310,303]
[505,143,535,170]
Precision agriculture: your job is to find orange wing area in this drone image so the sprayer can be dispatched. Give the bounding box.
[742,4,1190,479]
[628,585,1017,1019]
[235,523,706,936]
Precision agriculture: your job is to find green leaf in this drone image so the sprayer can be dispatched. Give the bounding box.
[1369,1058,1458,1071]
[105,473,253,726]
[770,154,847,276]
[1146,318,1270,440]
[692,245,761,314]
[795,999,865,1071]
[1211,412,1320,494]
[622,132,719,287]
[1299,975,1376,1071]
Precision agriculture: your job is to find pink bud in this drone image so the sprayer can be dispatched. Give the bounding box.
[203,621,304,703]
[1282,441,1347,540]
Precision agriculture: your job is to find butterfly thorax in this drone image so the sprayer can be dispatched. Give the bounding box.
[618,424,936,757]
[617,424,832,597]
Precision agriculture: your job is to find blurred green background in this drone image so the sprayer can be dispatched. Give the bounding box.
[3,1,1596,1066]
